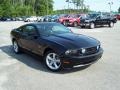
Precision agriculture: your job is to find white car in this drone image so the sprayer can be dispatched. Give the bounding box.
[25,16,38,22]
[37,16,44,22]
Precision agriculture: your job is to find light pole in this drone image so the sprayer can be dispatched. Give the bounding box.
[108,2,113,13]
[66,0,70,13]
[46,0,49,15]
[64,6,66,14]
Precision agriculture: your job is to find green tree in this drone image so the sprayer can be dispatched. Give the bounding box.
[0,0,54,17]
[118,7,120,13]
[0,0,12,17]
[71,0,83,9]
[34,0,53,16]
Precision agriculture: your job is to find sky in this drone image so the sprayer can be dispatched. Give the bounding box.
[53,0,120,12]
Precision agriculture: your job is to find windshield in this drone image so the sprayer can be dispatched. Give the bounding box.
[37,23,72,35]
[88,14,99,19]
[51,15,58,19]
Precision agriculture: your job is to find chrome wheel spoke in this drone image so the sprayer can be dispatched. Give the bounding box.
[52,53,56,60]
[55,59,60,63]
[47,56,53,61]
[13,42,18,52]
[53,62,58,69]
[46,53,61,70]
[49,61,54,66]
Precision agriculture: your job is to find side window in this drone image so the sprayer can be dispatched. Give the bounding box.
[23,25,37,35]
[16,27,23,32]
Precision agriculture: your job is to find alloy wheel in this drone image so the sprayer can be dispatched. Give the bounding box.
[109,22,114,27]
[13,41,19,53]
[74,22,78,27]
[90,23,95,29]
[45,52,61,71]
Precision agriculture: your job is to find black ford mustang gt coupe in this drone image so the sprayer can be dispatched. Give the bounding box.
[11,22,103,71]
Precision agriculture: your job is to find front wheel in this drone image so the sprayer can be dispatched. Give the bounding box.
[63,21,67,26]
[44,51,62,71]
[73,22,78,27]
[90,23,95,29]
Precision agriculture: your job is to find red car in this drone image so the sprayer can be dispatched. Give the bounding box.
[116,14,120,20]
[58,14,79,26]
[67,14,87,27]
[66,14,81,27]
[58,15,70,25]
[59,14,87,27]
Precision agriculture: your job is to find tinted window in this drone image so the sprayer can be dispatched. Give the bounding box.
[37,23,71,35]
[88,14,100,19]
[17,27,23,32]
[23,25,37,35]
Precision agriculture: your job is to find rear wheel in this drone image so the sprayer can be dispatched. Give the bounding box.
[13,40,21,54]
[109,22,114,27]
[44,51,62,71]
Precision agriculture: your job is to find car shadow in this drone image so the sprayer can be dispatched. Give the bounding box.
[0,45,90,74]
[73,25,110,29]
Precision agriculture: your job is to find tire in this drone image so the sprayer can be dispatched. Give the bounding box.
[89,23,95,29]
[109,22,114,27]
[73,22,78,27]
[27,19,30,22]
[81,26,85,28]
[63,21,67,26]
[13,40,21,54]
[44,51,62,71]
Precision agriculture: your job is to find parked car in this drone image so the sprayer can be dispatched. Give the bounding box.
[43,15,52,22]
[62,14,80,27]
[58,14,70,25]
[24,16,38,22]
[0,17,13,21]
[11,22,103,71]
[65,14,87,27]
[49,15,60,22]
[21,16,29,21]
[48,14,68,23]
[15,17,23,21]
[80,13,117,29]
[115,14,120,20]
[37,16,44,22]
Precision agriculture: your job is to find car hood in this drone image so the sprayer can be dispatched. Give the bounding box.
[44,33,100,49]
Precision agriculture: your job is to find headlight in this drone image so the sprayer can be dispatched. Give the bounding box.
[85,20,90,22]
[65,50,78,55]
[81,48,86,54]
[97,45,100,50]
[65,48,86,56]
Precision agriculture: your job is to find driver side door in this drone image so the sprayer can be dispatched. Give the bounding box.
[20,25,39,52]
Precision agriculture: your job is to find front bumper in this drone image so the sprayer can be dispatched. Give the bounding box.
[61,48,103,68]
[80,22,90,27]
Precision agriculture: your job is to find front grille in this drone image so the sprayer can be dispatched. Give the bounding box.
[65,20,69,23]
[77,46,99,56]
[80,19,85,23]
[85,47,98,55]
